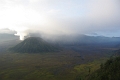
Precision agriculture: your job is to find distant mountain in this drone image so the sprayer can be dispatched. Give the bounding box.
[0,33,19,42]
[45,34,120,45]
[10,37,59,53]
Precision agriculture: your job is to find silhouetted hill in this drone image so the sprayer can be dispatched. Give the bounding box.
[0,33,19,42]
[10,37,59,53]
[46,35,120,47]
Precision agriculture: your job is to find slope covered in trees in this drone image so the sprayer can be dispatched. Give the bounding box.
[88,56,120,80]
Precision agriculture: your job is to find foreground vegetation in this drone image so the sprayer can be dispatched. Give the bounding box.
[73,58,108,80]
[88,56,120,80]
[0,51,108,80]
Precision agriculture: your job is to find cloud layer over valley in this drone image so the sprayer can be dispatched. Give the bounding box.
[0,0,120,40]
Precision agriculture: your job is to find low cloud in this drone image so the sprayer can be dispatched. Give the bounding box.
[0,0,120,40]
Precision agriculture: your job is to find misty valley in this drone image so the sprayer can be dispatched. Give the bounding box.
[0,0,120,80]
[0,34,120,80]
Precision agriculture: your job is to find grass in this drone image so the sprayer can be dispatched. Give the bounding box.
[73,58,108,80]
[0,51,80,80]
[0,51,109,80]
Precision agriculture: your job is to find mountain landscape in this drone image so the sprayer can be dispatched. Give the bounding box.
[10,37,60,53]
[0,33,120,80]
[0,0,120,80]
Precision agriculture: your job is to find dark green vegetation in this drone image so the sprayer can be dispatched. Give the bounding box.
[10,37,59,53]
[73,58,108,80]
[0,51,108,80]
[88,56,120,80]
[0,51,78,80]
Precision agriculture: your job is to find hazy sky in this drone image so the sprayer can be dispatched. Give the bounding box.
[0,0,120,40]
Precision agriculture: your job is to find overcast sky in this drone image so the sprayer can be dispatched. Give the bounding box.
[0,0,120,40]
